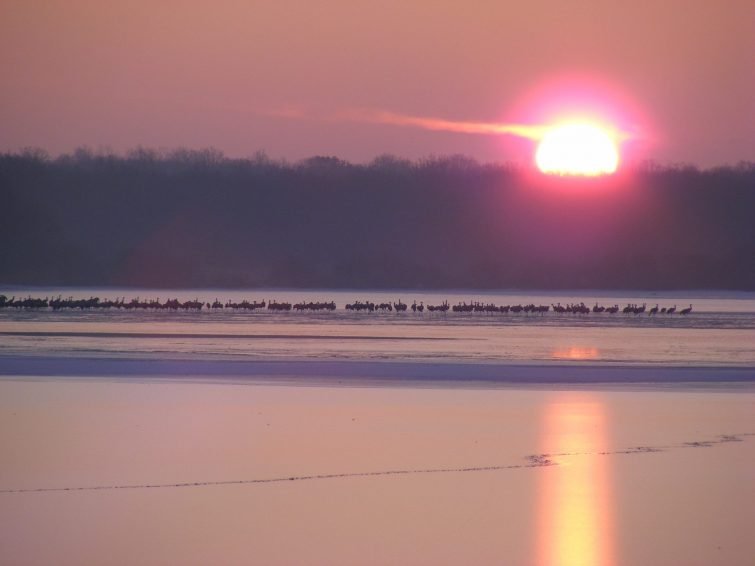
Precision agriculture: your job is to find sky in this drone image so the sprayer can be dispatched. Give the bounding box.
[1,0,753,167]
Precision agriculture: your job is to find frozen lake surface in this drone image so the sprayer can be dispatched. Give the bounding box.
[0,379,753,565]
[1,288,753,564]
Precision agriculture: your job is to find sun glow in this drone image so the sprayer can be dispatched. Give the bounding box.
[536,123,619,176]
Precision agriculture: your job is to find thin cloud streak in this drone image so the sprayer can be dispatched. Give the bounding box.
[268,107,632,142]
[340,109,548,140]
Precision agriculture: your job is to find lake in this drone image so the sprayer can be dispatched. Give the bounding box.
[0,287,753,565]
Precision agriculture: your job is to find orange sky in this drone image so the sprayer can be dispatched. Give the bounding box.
[1,0,752,166]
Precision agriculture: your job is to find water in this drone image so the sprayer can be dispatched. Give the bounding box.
[1,381,753,565]
[1,287,754,366]
[2,288,754,565]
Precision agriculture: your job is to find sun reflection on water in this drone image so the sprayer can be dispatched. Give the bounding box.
[551,347,600,361]
[537,394,614,566]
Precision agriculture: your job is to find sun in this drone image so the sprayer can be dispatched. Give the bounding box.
[535,123,619,176]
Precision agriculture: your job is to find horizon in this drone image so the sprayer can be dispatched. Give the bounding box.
[4,146,754,172]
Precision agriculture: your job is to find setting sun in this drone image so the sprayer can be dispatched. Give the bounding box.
[536,123,619,176]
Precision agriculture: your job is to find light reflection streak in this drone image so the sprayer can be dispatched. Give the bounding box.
[537,395,614,566]
[551,347,600,361]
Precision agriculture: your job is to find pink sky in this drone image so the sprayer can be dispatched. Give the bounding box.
[1,0,753,166]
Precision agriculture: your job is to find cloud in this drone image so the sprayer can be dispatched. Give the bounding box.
[266,106,631,142]
[338,109,548,140]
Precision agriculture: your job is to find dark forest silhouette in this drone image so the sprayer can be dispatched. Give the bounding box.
[1,148,753,290]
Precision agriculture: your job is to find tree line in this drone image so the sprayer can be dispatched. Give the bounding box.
[1,148,753,290]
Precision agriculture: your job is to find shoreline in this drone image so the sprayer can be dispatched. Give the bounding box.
[1,355,753,386]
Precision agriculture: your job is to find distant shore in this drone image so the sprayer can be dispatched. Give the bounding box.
[1,355,753,386]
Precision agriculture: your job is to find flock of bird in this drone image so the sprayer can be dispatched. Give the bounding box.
[0,295,694,315]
